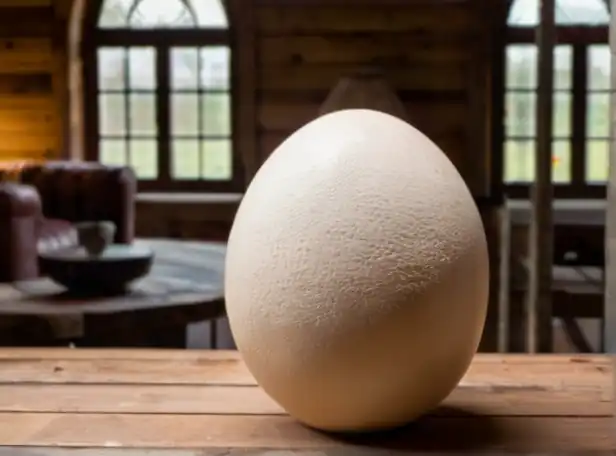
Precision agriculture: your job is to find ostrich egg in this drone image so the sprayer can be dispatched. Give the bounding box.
[225,109,489,432]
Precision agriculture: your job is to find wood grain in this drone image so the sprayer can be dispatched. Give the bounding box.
[0,350,610,453]
[258,63,468,92]
[259,36,472,65]
[0,0,50,6]
[256,5,475,34]
[0,38,53,74]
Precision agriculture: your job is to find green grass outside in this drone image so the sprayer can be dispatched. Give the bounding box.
[99,93,232,181]
[504,140,609,183]
[100,139,232,181]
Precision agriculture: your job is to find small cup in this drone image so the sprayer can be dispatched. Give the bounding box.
[75,221,116,256]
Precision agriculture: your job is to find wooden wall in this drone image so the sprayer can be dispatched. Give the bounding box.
[0,0,70,163]
[254,0,493,196]
[0,0,495,194]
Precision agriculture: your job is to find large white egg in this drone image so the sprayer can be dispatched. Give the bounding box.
[225,109,489,432]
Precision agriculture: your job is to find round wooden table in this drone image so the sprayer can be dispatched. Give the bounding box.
[0,238,226,348]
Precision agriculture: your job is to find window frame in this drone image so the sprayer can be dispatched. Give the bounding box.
[500,6,609,199]
[81,0,244,193]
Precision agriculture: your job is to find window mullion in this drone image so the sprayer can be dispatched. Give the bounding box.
[157,46,171,184]
[571,44,587,187]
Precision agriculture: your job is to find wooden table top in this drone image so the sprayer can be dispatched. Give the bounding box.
[0,349,611,455]
[0,238,226,318]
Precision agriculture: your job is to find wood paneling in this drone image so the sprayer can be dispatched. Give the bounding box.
[260,36,472,65]
[0,39,54,73]
[259,63,468,92]
[255,0,492,196]
[0,4,63,161]
[256,5,476,34]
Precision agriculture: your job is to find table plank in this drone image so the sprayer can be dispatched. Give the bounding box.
[0,381,607,416]
[0,350,607,387]
[0,451,614,456]
[0,350,611,453]
[0,413,610,452]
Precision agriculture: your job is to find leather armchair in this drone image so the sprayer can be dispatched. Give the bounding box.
[0,161,136,282]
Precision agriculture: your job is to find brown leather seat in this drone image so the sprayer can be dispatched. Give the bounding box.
[0,161,136,282]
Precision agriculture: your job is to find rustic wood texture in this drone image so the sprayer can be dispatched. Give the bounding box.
[525,0,555,353]
[0,239,226,347]
[0,0,65,161]
[605,0,616,356]
[0,349,610,454]
[255,1,492,196]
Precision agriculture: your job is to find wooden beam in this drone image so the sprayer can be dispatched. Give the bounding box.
[604,0,616,360]
[525,0,555,352]
[229,0,258,184]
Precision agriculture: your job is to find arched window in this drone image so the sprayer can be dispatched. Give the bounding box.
[503,0,610,198]
[83,0,241,192]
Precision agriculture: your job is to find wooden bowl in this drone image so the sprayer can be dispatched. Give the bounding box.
[39,244,154,296]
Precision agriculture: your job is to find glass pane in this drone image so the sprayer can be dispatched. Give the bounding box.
[129,0,197,28]
[504,140,534,183]
[587,93,610,138]
[99,0,228,28]
[194,0,228,27]
[506,45,537,89]
[504,140,569,183]
[99,94,126,136]
[98,0,129,27]
[200,47,230,90]
[552,140,571,183]
[128,139,157,179]
[202,140,232,180]
[554,45,572,90]
[128,47,156,90]
[202,93,231,136]
[588,45,611,90]
[171,48,199,90]
[586,140,609,183]
[98,47,125,90]
[508,0,609,26]
[172,140,200,179]
[99,139,127,166]
[172,94,199,136]
[506,92,536,137]
[129,93,156,136]
[553,92,571,138]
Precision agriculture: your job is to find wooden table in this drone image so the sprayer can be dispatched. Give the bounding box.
[0,238,226,348]
[0,349,610,454]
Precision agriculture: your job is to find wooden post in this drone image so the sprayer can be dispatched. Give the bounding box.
[526,0,555,353]
[605,0,616,355]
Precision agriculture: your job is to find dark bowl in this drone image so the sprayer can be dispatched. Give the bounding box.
[39,244,154,296]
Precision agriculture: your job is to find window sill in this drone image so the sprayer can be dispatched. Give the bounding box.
[505,198,605,226]
[136,192,243,205]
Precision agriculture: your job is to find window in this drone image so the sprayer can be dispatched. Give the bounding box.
[85,0,240,192]
[503,0,610,197]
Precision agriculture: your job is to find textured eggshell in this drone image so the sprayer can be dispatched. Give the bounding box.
[225,109,489,432]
